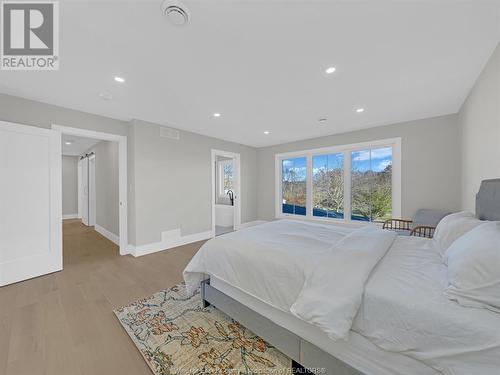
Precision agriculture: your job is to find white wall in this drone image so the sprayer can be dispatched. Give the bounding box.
[129,120,258,246]
[62,155,78,216]
[458,41,500,212]
[257,114,461,221]
[84,141,120,237]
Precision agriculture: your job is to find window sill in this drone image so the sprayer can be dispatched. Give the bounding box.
[275,213,374,228]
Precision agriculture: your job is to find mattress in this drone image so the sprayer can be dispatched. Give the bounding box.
[211,276,438,375]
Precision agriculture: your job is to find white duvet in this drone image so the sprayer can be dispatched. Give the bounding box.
[184,219,396,340]
[184,219,500,374]
[353,236,500,375]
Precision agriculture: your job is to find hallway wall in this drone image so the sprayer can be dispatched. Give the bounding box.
[84,141,120,237]
[62,155,79,217]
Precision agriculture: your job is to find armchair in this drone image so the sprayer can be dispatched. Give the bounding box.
[382,209,451,238]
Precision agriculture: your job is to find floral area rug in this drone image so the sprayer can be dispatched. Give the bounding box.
[114,283,291,375]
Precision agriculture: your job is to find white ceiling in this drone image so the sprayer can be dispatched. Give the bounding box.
[62,134,100,156]
[1,0,499,147]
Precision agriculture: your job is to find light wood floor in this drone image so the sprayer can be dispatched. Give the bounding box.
[0,219,204,375]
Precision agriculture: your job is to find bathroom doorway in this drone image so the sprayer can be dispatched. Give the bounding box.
[211,149,241,236]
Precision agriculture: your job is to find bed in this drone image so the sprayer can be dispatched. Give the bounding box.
[183,180,500,375]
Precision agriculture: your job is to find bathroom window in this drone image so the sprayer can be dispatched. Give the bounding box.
[218,159,234,197]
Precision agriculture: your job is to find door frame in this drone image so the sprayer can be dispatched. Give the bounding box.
[211,149,241,235]
[87,153,96,226]
[77,158,83,219]
[52,125,129,255]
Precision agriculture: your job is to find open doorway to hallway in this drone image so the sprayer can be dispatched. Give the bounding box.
[61,133,121,259]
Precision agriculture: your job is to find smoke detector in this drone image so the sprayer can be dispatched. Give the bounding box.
[162,0,190,26]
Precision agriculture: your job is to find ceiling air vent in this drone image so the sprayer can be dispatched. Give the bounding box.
[160,127,180,140]
[162,0,190,26]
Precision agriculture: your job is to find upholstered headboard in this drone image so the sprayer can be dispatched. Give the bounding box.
[476,179,500,221]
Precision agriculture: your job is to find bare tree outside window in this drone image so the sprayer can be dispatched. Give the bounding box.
[281,157,306,215]
[351,147,392,222]
[223,164,233,194]
[312,153,344,218]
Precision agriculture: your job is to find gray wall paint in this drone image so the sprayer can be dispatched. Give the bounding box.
[0,94,125,237]
[130,120,258,246]
[127,123,137,246]
[257,114,461,221]
[458,41,500,212]
[2,85,487,248]
[0,94,259,247]
[62,155,78,215]
[0,94,128,135]
[85,141,120,237]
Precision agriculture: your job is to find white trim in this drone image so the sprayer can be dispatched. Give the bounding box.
[88,155,96,226]
[275,137,402,223]
[238,220,268,229]
[94,224,120,246]
[128,229,213,257]
[52,125,128,255]
[62,214,78,220]
[77,160,82,219]
[211,149,241,234]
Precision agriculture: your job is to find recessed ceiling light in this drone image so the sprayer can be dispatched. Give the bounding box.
[114,76,125,83]
[356,108,365,113]
[325,66,336,74]
[65,141,73,145]
[264,131,270,135]
[318,118,328,124]
[213,113,221,117]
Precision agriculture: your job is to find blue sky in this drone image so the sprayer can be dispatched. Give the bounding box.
[352,147,392,172]
[313,153,343,174]
[282,147,392,179]
[282,157,307,180]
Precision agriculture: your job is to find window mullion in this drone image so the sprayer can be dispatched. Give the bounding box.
[306,154,313,218]
[343,151,351,222]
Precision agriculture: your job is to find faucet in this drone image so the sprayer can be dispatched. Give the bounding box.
[227,190,234,206]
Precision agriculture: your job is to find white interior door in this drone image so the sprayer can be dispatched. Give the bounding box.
[88,155,95,226]
[77,159,82,219]
[81,157,89,225]
[0,121,62,286]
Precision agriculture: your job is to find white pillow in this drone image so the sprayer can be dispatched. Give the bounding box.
[433,211,484,256]
[446,222,500,313]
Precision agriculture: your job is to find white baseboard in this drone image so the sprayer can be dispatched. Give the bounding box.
[62,213,79,220]
[238,220,268,229]
[128,229,214,257]
[94,224,120,246]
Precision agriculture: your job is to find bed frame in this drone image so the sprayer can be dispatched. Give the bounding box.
[201,279,361,375]
[201,179,500,375]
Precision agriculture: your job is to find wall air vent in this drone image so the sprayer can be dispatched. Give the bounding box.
[160,127,180,140]
[162,0,190,26]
